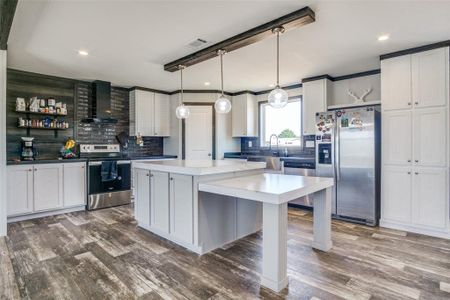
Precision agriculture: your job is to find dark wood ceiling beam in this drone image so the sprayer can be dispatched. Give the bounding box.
[0,0,18,50]
[163,6,315,72]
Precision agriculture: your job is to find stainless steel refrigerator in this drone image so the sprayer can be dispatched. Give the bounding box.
[315,106,381,226]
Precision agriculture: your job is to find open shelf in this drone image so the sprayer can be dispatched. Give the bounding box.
[15,110,67,117]
[18,126,69,130]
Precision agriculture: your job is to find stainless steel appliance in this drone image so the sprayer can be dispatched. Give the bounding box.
[80,144,131,210]
[315,106,381,226]
[284,159,316,208]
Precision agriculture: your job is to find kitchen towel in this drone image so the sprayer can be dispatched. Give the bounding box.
[101,161,118,182]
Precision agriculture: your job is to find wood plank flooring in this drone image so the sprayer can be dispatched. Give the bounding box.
[1,206,450,299]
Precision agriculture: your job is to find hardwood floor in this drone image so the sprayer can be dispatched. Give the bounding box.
[1,205,450,299]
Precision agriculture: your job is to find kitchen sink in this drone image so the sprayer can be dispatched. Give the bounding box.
[247,156,284,173]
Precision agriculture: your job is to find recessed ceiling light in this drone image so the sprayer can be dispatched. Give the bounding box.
[204,82,211,86]
[378,35,389,42]
[78,50,89,56]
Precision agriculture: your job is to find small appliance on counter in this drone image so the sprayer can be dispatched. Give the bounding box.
[20,137,36,161]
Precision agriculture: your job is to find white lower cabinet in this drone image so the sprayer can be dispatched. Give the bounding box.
[63,163,86,207]
[412,168,448,230]
[7,162,87,218]
[135,168,151,228]
[382,166,412,223]
[32,164,64,212]
[134,169,194,245]
[7,165,34,216]
[170,173,193,244]
[150,171,170,233]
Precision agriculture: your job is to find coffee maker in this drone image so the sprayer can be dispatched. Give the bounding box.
[21,137,36,161]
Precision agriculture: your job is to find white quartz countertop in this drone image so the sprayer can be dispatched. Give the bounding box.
[199,174,334,204]
[132,159,266,176]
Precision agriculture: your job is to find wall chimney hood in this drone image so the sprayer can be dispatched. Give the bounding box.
[81,80,118,124]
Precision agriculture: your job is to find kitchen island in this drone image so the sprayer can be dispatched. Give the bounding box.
[133,160,333,292]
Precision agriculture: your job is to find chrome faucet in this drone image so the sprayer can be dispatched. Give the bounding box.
[269,134,279,155]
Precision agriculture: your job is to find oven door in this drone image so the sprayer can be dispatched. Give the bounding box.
[88,161,131,194]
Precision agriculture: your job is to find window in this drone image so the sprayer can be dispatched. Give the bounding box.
[260,98,302,147]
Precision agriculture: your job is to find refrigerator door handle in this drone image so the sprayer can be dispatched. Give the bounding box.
[335,118,341,181]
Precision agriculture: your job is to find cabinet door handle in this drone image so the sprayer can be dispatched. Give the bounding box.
[170,177,174,181]
[146,173,149,177]
[28,169,32,172]
[408,102,412,106]
[414,102,419,105]
[415,160,419,163]
[34,168,37,171]
[407,171,411,174]
[415,172,419,175]
[407,159,411,162]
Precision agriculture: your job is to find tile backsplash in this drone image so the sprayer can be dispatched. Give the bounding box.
[75,82,163,157]
[240,135,316,157]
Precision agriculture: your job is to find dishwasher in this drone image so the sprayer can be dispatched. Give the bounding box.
[283,160,316,209]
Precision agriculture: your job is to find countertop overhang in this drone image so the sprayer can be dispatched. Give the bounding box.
[132,159,266,176]
[199,173,334,205]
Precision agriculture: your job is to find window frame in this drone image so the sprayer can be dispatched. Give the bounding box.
[258,96,303,148]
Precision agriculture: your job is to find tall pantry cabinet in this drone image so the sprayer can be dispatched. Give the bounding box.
[381,47,450,238]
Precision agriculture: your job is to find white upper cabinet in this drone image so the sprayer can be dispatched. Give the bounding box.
[412,167,448,230]
[130,89,170,137]
[382,110,412,166]
[382,47,449,111]
[63,163,86,207]
[33,164,64,212]
[413,108,447,167]
[153,93,170,136]
[381,55,412,111]
[302,79,330,135]
[7,165,34,216]
[232,93,256,137]
[412,47,449,109]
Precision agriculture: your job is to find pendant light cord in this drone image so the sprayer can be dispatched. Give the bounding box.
[220,52,224,96]
[276,31,280,87]
[180,65,184,103]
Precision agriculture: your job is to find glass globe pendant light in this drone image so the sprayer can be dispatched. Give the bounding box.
[214,50,232,114]
[175,65,190,119]
[268,27,288,108]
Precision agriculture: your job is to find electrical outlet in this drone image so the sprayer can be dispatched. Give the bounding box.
[248,141,253,148]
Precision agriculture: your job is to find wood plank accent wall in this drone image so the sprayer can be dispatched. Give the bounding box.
[6,69,76,160]
[6,69,163,160]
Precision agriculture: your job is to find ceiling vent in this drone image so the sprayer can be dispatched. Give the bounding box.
[188,38,207,48]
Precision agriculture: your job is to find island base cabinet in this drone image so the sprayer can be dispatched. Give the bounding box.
[135,169,151,228]
[151,171,170,233]
[33,164,64,212]
[7,165,34,216]
[412,168,448,230]
[170,174,193,244]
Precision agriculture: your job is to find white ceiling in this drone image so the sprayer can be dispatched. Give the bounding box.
[8,0,450,92]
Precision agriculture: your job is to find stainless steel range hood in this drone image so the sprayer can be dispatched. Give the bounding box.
[81,80,118,124]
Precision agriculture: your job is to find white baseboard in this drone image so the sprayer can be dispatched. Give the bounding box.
[137,223,203,254]
[7,206,86,223]
[380,220,450,239]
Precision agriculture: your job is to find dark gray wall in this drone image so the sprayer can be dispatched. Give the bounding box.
[7,69,163,160]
